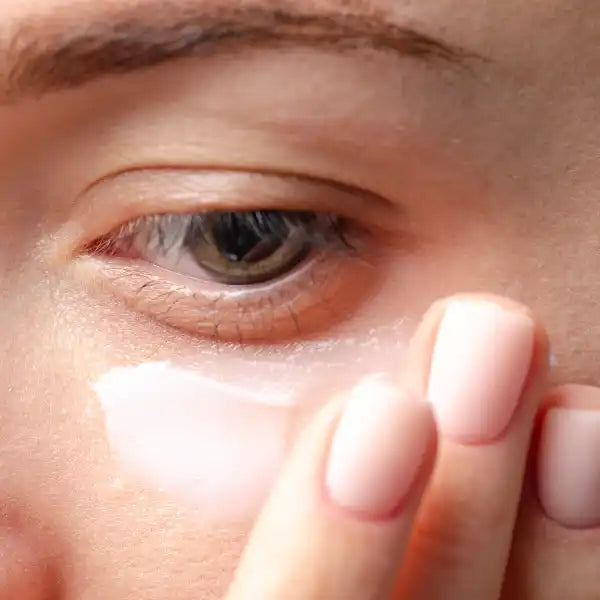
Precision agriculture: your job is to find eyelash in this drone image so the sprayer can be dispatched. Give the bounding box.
[90,210,353,269]
[85,209,381,344]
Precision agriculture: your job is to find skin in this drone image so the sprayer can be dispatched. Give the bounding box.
[1,0,600,598]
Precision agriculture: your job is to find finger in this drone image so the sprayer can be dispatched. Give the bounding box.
[226,378,437,600]
[396,295,550,600]
[537,384,600,528]
[504,384,600,600]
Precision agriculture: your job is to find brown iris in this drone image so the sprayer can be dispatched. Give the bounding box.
[184,211,313,285]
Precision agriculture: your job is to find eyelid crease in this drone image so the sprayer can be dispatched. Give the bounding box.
[78,164,396,208]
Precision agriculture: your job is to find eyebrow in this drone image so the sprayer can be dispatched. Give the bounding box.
[1,3,477,103]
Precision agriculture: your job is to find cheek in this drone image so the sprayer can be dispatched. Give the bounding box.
[0,338,257,597]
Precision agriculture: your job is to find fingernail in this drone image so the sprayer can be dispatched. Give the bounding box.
[325,377,433,519]
[427,300,534,444]
[538,408,600,528]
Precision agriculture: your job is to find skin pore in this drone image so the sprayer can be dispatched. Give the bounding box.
[2,0,600,598]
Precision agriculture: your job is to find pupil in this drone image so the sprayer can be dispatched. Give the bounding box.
[212,212,285,264]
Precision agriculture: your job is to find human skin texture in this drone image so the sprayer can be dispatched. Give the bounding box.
[2,0,600,598]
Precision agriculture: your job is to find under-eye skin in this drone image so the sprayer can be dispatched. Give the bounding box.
[70,169,399,344]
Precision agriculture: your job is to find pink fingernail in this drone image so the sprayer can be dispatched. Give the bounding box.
[325,378,433,519]
[427,300,534,444]
[538,408,600,528]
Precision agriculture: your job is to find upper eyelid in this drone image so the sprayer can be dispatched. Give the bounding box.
[49,168,401,264]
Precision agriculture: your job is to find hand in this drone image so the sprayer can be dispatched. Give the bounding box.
[226,295,549,600]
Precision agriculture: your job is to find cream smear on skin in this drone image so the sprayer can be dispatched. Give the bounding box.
[93,362,296,522]
[93,322,410,521]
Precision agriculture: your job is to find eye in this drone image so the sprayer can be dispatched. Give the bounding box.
[72,169,397,344]
[101,210,348,286]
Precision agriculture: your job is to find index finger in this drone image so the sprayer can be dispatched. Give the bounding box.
[226,378,437,600]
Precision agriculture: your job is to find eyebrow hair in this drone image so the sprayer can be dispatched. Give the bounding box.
[1,3,477,103]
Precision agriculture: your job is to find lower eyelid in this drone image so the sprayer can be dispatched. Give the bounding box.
[77,248,384,344]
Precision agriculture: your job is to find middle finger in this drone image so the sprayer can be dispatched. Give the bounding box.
[396,295,550,600]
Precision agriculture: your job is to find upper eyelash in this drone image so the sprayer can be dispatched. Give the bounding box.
[88,210,356,259]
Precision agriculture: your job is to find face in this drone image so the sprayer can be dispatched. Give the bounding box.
[1,0,600,597]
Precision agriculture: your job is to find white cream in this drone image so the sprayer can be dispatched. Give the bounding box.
[94,362,295,522]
